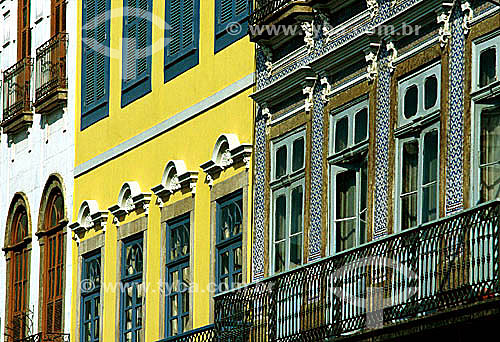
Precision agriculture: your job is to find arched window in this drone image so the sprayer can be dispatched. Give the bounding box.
[41,188,66,334]
[5,199,31,342]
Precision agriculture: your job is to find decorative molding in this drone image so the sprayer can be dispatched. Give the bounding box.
[200,134,252,186]
[301,21,315,53]
[303,85,314,112]
[437,4,453,48]
[461,2,473,35]
[69,200,109,239]
[367,0,379,18]
[365,51,378,81]
[320,77,333,103]
[151,160,199,203]
[387,41,398,73]
[260,45,274,73]
[108,182,152,226]
[317,11,334,44]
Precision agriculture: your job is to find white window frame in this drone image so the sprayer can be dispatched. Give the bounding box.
[328,96,369,255]
[472,30,500,93]
[397,62,441,130]
[269,128,306,275]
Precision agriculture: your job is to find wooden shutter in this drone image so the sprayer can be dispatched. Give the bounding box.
[95,0,107,103]
[17,0,31,59]
[235,0,248,19]
[166,0,196,65]
[51,0,67,35]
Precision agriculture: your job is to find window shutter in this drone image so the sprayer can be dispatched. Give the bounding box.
[137,0,149,76]
[182,0,195,51]
[220,0,233,24]
[235,0,248,18]
[83,0,97,111]
[166,0,196,65]
[95,0,107,103]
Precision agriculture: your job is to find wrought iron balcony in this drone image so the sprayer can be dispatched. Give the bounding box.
[157,324,215,342]
[1,57,33,133]
[10,332,70,342]
[34,32,68,114]
[250,0,312,29]
[214,200,500,341]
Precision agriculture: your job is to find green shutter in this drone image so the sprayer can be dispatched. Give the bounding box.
[182,0,194,50]
[84,0,96,109]
[168,0,182,57]
[235,0,247,16]
[137,0,148,75]
[220,0,232,24]
[95,0,107,101]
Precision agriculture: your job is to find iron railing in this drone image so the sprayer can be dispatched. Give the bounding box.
[2,57,33,122]
[12,333,70,342]
[214,200,500,341]
[250,0,298,25]
[157,324,215,342]
[35,32,68,104]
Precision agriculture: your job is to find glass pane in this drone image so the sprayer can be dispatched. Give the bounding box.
[83,322,91,342]
[125,331,132,342]
[95,297,100,317]
[170,229,179,260]
[274,241,285,273]
[221,251,229,275]
[354,108,368,144]
[423,131,438,184]
[181,224,189,256]
[170,295,178,316]
[233,247,242,271]
[424,75,438,110]
[125,286,133,307]
[182,291,189,313]
[481,166,500,201]
[220,207,231,241]
[290,234,302,269]
[290,186,303,235]
[292,137,305,172]
[136,306,143,327]
[233,198,243,235]
[274,195,286,242]
[336,171,356,219]
[182,267,190,287]
[275,146,287,179]
[170,319,178,336]
[401,194,418,229]
[422,183,437,223]
[85,300,92,320]
[335,116,349,153]
[94,317,99,340]
[136,283,143,304]
[336,219,356,252]
[360,165,368,245]
[404,85,418,119]
[220,277,229,292]
[481,109,500,165]
[171,271,179,292]
[402,141,419,194]
[480,48,496,88]
[233,272,242,287]
[182,316,189,333]
[125,309,132,330]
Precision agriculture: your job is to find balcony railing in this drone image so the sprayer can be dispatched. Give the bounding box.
[2,57,33,124]
[250,0,300,25]
[214,200,500,341]
[11,333,70,342]
[34,32,68,112]
[157,325,215,342]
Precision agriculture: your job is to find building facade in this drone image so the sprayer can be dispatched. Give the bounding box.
[70,1,254,342]
[0,0,76,341]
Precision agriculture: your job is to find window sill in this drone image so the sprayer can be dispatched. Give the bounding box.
[121,75,152,108]
[164,48,199,83]
[81,101,109,130]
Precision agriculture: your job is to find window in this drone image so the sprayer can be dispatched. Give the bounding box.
[121,0,152,106]
[271,129,305,274]
[477,106,500,202]
[81,0,110,129]
[81,252,101,342]
[216,191,243,292]
[396,65,441,230]
[51,0,67,35]
[120,236,144,342]
[42,190,65,334]
[329,98,369,253]
[7,205,30,341]
[214,0,250,53]
[18,0,31,59]
[164,0,200,82]
[165,215,190,337]
[473,33,500,91]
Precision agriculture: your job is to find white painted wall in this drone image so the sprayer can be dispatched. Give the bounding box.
[0,0,76,339]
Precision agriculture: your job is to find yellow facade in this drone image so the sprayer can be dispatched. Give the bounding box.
[71,0,255,341]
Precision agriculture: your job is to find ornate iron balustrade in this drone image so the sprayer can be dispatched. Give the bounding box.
[250,0,298,25]
[35,32,68,105]
[11,333,70,342]
[214,200,500,341]
[2,57,33,123]
[157,324,215,342]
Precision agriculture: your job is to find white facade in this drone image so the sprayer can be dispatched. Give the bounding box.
[0,0,76,339]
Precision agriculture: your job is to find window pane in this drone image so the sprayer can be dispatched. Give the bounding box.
[402,141,419,194]
[290,186,303,235]
[404,85,418,119]
[480,108,500,201]
[170,295,178,317]
[292,137,304,172]
[182,291,189,313]
[335,116,348,153]
[336,171,356,219]
[354,108,368,144]
[401,194,418,229]
[360,165,368,245]
[233,247,242,271]
[479,48,496,88]
[289,234,302,269]
[481,166,500,201]
[422,183,437,223]
[275,146,287,179]
[336,219,356,252]
[221,251,229,275]
[423,131,438,184]
[274,241,285,273]
[274,195,286,242]
[170,319,178,336]
[424,75,438,110]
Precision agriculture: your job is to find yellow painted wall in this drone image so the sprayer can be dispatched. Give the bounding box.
[71,0,255,341]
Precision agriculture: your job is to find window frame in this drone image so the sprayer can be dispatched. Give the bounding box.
[269,128,306,275]
[214,0,251,53]
[165,214,191,337]
[80,251,102,342]
[121,0,153,107]
[472,31,500,93]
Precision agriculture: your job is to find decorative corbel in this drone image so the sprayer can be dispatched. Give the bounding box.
[320,77,333,103]
[113,216,120,227]
[365,51,378,81]
[243,156,251,170]
[437,4,453,48]
[303,86,314,112]
[260,45,274,73]
[206,174,214,188]
[317,11,333,44]
[462,2,473,35]
[301,21,315,53]
[387,42,398,74]
[367,0,379,19]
